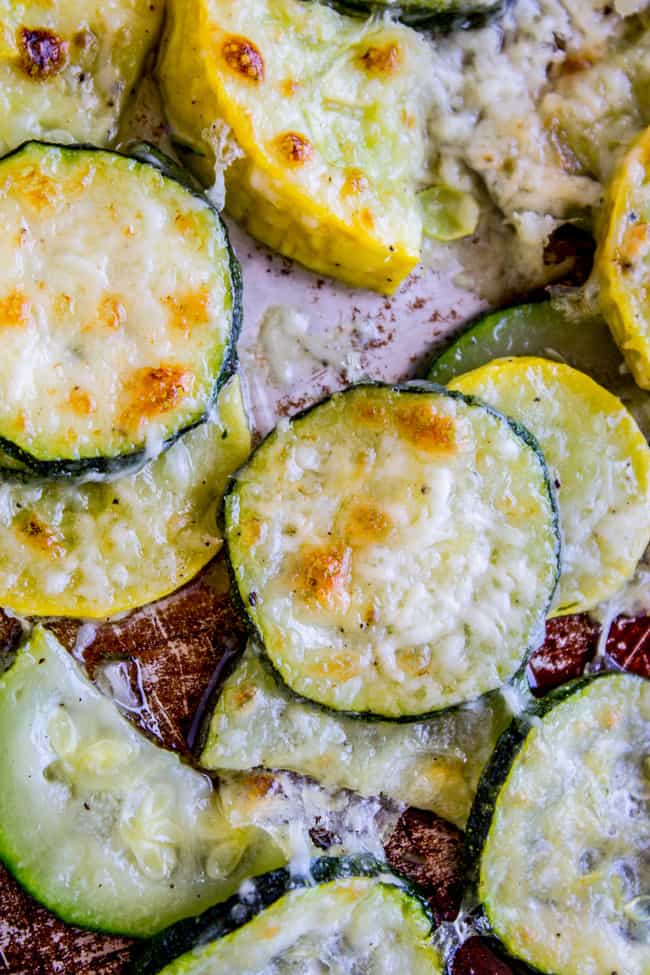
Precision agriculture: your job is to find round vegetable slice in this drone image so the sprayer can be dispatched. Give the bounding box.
[0,375,251,618]
[159,0,431,293]
[302,0,505,31]
[0,626,283,937]
[468,674,650,975]
[0,140,240,476]
[597,125,650,391]
[450,358,650,614]
[225,383,560,719]
[133,856,442,974]
[428,301,650,440]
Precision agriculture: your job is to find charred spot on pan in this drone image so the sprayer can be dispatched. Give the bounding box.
[17,27,69,80]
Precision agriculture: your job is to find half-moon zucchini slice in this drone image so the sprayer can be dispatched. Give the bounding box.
[468,673,650,975]
[0,375,251,619]
[0,1,163,157]
[0,626,283,937]
[303,0,504,31]
[225,383,560,719]
[133,856,442,975]
[428,301,650,440]
[158,0,431,294]
[0,141,240,477]
[199,644,511,828]
[450,358,650,615]
[597,125,650,391]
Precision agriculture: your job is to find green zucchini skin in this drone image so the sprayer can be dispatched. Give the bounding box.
[225,380,560,722]
[301,0,506,32]
[132,855,434,974]
[0,140,242,481]
[465,674,650,975]
[428,301,650,440]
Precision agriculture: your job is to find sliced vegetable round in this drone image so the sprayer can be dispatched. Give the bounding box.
[468,674,650,975]
[302,0,505,30]
[226,383,560,719]
[597,125,650,391]
[0,626,282,937]
[134,856,442,975]
[200,644,511,828]
[428,301,650,439]
[450,357,650,614]
[159,0,431,293]
[0,376,250,618]
[0,0,163,157]
[0,140,240,476]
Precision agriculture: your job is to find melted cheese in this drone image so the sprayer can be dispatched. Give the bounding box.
[451,358,650,614]
[159,0,431,293]
[227,385,559,718]
[202,646,511,828]
[0,1,162,156]
[0,376,250,618]
[0,143,235,465]
[481,675,650,975]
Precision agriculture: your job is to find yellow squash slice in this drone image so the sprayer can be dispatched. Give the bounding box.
[158,0,431,293]
[597,125,650,390]
[0,377,251,619]
[0,1,163,157]
[451,357,650,615]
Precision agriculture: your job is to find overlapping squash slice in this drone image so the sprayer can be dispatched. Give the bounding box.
[468,674,650,975]
[0,1,163,156]
[158,0,431,293]
[0,376,250,619]
[0,627,282,937]
[597,125,650,390]
[451,358,650,614]
[200,645,511,828]
[0,141,240,476]
[134,857,442,975]
[225,383,560,719]
[305,0,504,30]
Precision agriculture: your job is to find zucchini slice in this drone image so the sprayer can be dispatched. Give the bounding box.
[0,141,240,476]
[469,674,650,975]
[303,0,504,31]
[450,358,650,615]
[158,0,430,294]
[0,1,163,157]
[133,856,442,974]
[0,626,284,937]
[0,375,251,619]
[225,383,560,719]
[597,125,650,391]
[200,645,511,828]
[428,301,650,440]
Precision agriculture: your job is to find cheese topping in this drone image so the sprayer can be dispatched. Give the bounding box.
[226,384,559,718]
[0,377,250,618]
[0,143,236,467]
[0,1,162,156]
[481,675,650,975]
[451,358,650,614]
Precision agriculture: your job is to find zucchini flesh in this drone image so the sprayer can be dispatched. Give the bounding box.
[0,376,251,619]
[0,627,284,937]
[226,383,560,719]
[450,358,650,615]
[472,674,650,975]
[200,645,511,828]
[304,0,505,31]
[428,301,650,440]
[597,125,650,391]
[0,1,163,157]
[134,856,442,974]
[158,0,430,293]
[0,141,239,475]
